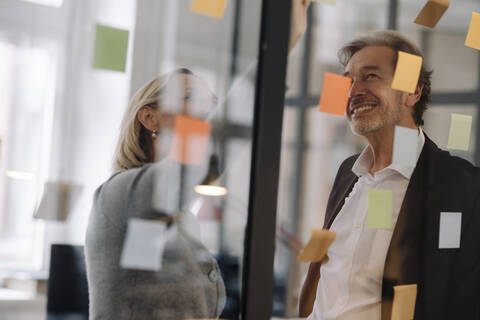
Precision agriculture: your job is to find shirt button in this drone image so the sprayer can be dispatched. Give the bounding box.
[208,269,218,282]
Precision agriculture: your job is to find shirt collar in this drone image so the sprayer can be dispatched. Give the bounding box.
[352,127,425,180]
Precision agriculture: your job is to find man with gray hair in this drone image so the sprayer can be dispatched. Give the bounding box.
[299,30,480,320]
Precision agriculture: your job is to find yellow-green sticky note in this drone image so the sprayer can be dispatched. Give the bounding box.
[367,189,392,229]
[190,0,228,19]
[93,24,129,72]
[391,51,423,94]
[447,114,472,151]
[312,0,336,5]
[465,12,480,51]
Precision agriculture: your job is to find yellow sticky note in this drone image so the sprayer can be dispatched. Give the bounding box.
[465,12,480,51]
[318,73,352,116]
[367,189,392,229]
[312,0,336,5]
[391,51,423,94]
[93,24,129,72]
[414,0,450,28]
[391,284,417,320]
[190,0,228,19]
[297,230,336,263]
[447,114,472,151]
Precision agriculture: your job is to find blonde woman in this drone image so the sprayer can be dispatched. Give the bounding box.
[85,68,225,320]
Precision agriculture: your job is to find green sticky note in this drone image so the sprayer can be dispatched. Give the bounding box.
[93,24,129,72]
[367,189,393,229]
[447,113,472,151]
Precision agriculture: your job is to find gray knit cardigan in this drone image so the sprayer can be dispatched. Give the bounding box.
[85,163,225,319]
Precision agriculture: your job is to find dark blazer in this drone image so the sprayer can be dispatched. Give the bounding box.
[322,135,480,320]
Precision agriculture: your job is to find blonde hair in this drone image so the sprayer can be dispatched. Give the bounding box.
[112,68,193,172]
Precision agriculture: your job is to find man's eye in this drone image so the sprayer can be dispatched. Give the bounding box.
[366,73,378,79]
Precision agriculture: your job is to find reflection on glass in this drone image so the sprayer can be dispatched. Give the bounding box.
[86,69,226,320]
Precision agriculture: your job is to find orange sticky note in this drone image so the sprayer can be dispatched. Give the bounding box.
[414,0,449,28]
[465,12,480,51]
[169,115,211,165]
[391,284,417,320]
[190,0,228,19]
[318,73,352,116]
[297,230,336,263]
[391,51,423,94]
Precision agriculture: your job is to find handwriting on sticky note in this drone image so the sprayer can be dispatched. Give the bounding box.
[392,126,418,167]
[465,12,480,51]
[120,218,167,271]
[414,0,449,28]
[93,24,129,72]
[447,113,472,151]
[391,51,423,94]
[367,189,392,229]
[297,230,336,262]
[169,115,211,166]
[318,73,352,116]
[439,212,461,249]
[391,284,417,320]
[190,0,228,19]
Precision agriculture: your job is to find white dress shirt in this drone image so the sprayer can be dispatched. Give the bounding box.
[308,129,425,320]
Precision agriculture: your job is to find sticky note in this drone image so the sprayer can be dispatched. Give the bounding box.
[318,73,352,116]
[297,230,336,262]
[414,0,449,28]
[439,212,461,249]
[312,0,336,5]
[367,189,392,229]
[391,51,423,94]
[391,284,417,320]
[120,218,167,271]
[33,182,83,221]
[169,115,211,165]
[190,0,228,19]
[392,126,418,167]
[447,113,472,151]
[465,12,480,51]
[93,24,129,72]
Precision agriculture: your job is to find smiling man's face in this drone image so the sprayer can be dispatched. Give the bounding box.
[344,45,407,137]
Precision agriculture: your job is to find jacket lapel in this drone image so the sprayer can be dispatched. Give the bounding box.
[323,157,359,229]
[381,135,436,320]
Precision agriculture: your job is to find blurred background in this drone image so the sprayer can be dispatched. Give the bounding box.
[0,0,479,319]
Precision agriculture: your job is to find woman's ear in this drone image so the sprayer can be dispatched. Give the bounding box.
[405,83,424,108]
[137,106,159,132]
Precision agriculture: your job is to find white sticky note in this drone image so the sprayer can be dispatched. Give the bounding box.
[439,212,461,249]
[392,126,418,167]
[120,218,167,271]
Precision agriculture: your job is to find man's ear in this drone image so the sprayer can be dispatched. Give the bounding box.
[405,83,423,108]
[137,106,159,132]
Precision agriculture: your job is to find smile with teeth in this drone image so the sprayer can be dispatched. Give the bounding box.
[352,105,375,115]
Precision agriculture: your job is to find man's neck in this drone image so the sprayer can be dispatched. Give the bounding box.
[365,124,419,175]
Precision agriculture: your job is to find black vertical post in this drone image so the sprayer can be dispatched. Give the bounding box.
[475,53,480,166]
[388,0,398,30]
[241,0,291,318]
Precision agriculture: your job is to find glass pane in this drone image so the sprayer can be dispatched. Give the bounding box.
[0,0,263,319]
[398,0,480,92]
[275,1,480,319]
[85,0,263,319]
